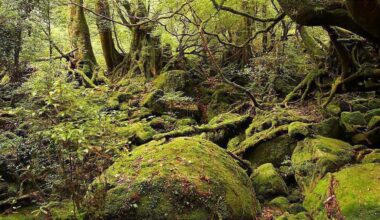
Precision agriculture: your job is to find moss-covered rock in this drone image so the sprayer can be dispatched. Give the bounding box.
[304,163,380,220]
[288,122,310,139]
[269,196,290,211]
[153,70,196,93]
[362,149,380,164]
[88,137,259,219]
[340,111,367,133]
[116,122,156,145]
[206,85,242,120]
[251,163,288,200]
[365,108,380,121]
[368,116,380,130]
[277,212,310,220]
[241,128,297,168]
[314,117,343,139]
[292,136,354,191]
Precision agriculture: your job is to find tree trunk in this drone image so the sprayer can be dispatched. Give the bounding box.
[95,0,123,72]
[277,0,380,44]
[68,0,97,75]
[112,0,165,80]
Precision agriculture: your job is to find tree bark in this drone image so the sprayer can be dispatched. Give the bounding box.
[95,0,124,72]
[68,0,97,75]
[277,0,380,44]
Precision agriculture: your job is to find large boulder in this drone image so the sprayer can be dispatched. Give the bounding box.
[292,136,354,191]
[251,163,288,201]
[304,163,380,220]
[153,70,198,94]
[87,137,259,219]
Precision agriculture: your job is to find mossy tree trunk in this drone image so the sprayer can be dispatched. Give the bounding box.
[95,0,124,72]
[112,0,165,80]
[68,0,97,75]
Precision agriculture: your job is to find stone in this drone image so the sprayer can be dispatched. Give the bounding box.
[251,163,289,200]
[304,163,380,220]
[292,136,354,191]
[87,138,259,219]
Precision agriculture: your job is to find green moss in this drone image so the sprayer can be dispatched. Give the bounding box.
[304,163,380,220]
[206,85,242,120]
[88,137,259,219]
[292,136,354,191]
[325,103,341,116]
[269,196,290,211]
[239,126,297,167]
[365,108,380,121]
[340,111,367,133]
[116,122,156,145]
[362,149,380,164]
[153,70,188,92]
[368,116,380,129]
[314,117,343,139]
[277,212,310,220]
[288,122,310,139]
[251,163,289,201]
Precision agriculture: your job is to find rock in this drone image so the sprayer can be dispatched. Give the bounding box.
[277,212,310,220]
[203,113,251,147]
[243,132,297,168]
[314,117,343,139]
[304,163,380,220]
[269,196,290,210]
[340,111,367,133]
[153,70,196,93]
[362,149,380,163]
[365,108,380,121]
[292,136,354,191]
[141,89,165,111]
[288,122,310,139]
[251,163,288,200]
[206,85,242,120]
[116,122,156,145]
[368,116,380,130]
[325,103,341,116]
[87,138,259,219]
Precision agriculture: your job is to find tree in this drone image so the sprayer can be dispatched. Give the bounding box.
[95,0,123,72]
[68,0,97,76]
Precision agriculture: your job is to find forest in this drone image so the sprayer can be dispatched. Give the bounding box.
[0,0,380,219]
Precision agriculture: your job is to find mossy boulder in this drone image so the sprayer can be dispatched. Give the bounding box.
[368,116,380,130]
[153,70,196,93]
[277,212,310,220]
[251,163,289,201]
[288,122,310,139]
[88,137,259,219]
[365,108,380,121]
[304,163,380,220]
[340,111,367,133]
[206,85,242,120]
[314,117,343,139]
[241,130,297,168]
[362,149,380,163]
[269,196,290,211]
[116,122,156,145]
[292,136,354,191]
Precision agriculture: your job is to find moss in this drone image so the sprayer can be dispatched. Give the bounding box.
[288,122,310,139]
[88,137,259,219]
[365,108,380,121]
[238,126,297,167]
[245,109,309,137]
[206,85,242,120]
[368,116,380,129]
[277,212,310,220]
[292,136,354,192]
[362,149,380,164]
[269,196,290,211]
[325,103,341,116]
[251,163,289,201]
[304,163,380,220]
[340,111,367,133]
[227,135,245,151]
[314,117,343,139]
[153,70,188,92]
[116,122,156,145]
